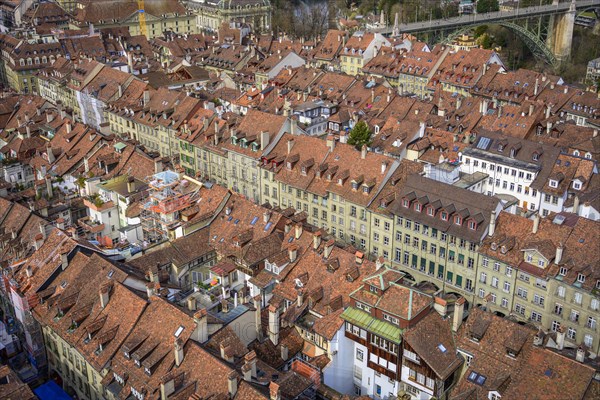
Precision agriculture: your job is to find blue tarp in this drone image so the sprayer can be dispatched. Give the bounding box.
[34,380,72,400]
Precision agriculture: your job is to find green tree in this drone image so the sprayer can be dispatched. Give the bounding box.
[476,0,499,13]
[347,121,373,150]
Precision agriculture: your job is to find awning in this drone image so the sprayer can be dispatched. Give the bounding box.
[302,341,317,358]
[34,380,72,400]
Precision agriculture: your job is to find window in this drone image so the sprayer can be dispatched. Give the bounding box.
[574,292,582,305]
[356,349,364,361]
[567,327,576,340]
[570,310,579,323]
[515,303,525,315]
[531,311,542,322]
[503,281,511,293]
[587,317,596,330]
[584,334,593,348]
[557,286,566,298]
[501,298,509,308]
[479,289,485,298]
[491,277,498,288]
[480,272,487,284]
[577,273,586,283]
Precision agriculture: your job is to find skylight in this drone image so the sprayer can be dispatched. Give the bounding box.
[234,219,240,225]
[264,222,273,231]
[174,325,185,338]
[438,344,447,353]
[250,216,259,225]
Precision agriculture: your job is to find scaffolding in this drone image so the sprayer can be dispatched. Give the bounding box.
[140,171,200,243]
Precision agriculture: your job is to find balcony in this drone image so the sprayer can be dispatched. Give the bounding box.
[78,217,105,234]
[84,196,114,212]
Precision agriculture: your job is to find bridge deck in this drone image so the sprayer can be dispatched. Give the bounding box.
[375,0,600,35]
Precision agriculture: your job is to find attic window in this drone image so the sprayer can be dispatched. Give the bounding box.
[369,285,378,293]
[415,203,422,212]
[427,207,434,216]
[351,182,359,190]
[403,199,409,208]
[549,179,558,188]
[573,181,582,190]
[498,144,504,152]
[441,212,448,221]
[338,178,344,185]
[577,273,585,283]
[301,166,307,175]
[532,153,539,161]
[362,185,370,194]
[510,148,516,158]
[559,267,567,276]
[468,220,477,230]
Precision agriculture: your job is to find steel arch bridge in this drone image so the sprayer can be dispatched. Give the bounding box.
[440,21,559,68]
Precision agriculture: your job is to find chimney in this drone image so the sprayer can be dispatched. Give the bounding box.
[312,231,322,250]
[355,251,364,265]
[556,324,565,350]
[253,296,263,341]
[361,144,367,159]
[100,285,110,308]
[594,129,598,138]
[39,222,47,239]
[284,220,292,234]
[25,265,32,277]
[127,176,136,193]
[220,343,234,363]
[268,305,279,345]
[555,242,564,265]
[281,344,289,361]
[323,239,334,259]
[146,282,156,298]
[154,158,164,173]
[228,371,239,398]
[573,195,580,214]
[297,289,304,307]
[263,211,271,223]
[45,175,53,199]
[160,376,176,399]
[287,138,294,154]
[225,206,232,215]
[326,135,336,152]
[174,338,184,367]
[534,78,539,96]
[546,121,552,135]
[143,90,150,106]
[244,351,258,379]
[294,223,303,239]
[488,211,496,236]
[192,309,208,343]
[452,297,466,332]
[269,382,281,400]
[376,256,384,271]
[34,233,44,250]
[288,244,298,262]
[65,121,71,134]
[339,131,348,144]
[545,105,551,119]
[187,296,196,311]
[482,99,489,115]
[260,131,270,150]
[532,213,540,234]
[576,347,585,363]
[61,252,68,269]
[529,104,534,116]
[381,161,387,175]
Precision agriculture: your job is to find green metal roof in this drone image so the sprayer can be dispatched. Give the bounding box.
[341,307,402,344]
[114,142,127,151]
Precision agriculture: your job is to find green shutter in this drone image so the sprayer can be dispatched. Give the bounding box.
[456,275,462,287]
[412,254,418,267]
[447,271,453,283]
[429,262,435,275]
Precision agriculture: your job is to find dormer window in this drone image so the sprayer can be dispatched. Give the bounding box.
[454,216,462,225]
[468,220,477,230]
[403,199,409,208]
[369,285,378,293]
[287,162,292,170]
[351,182,359,190]
[498,144,504,152]
[532,153,539,161]
[441,211,448,221]
[510,148,515,158]
[573,181,582,190]
[577,273,585,283]
[549,179,558,188]
[338,178,344,185]
[362,185,370,194]
[415,203,422,212]
[559,267,567,276]
[301,166,307,175]
[427,207,434,216]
